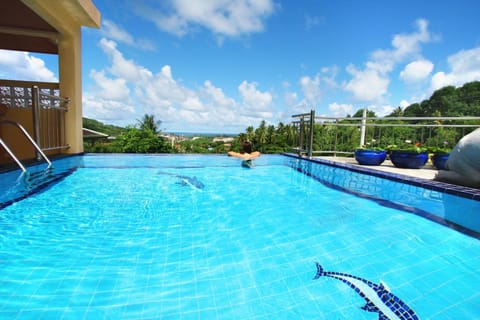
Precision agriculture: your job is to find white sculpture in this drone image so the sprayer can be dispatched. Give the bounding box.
[435,128,480,188]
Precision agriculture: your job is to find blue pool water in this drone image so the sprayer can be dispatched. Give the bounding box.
[0,154,479,319]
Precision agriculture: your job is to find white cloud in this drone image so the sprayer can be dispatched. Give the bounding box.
[431,46,480,91]
[320,65,340,88]
[134,0,276,38]
[83,94,136,124]
[431,72,454,91]
[380,105,395,116]
[280,91,309,119]
[202,80,235,108]
[89,69,130,100]
[400,59,434,83]
[400,99,410,109]
[300,74,322,106]
[182,96,204,111]
[0,50,56,82]
[305,14,324,30]
[102,20,135,45]
[328,102,353,117]
[98,38,152,82]
[150,66,192,104]
[284,91,299,108]
[368,104,395,117]
[377,19,433,63]
[238,81,273,111]
[345,65,390,102]
[284,68,342,118]
[345,19,434,102]
[101,20,155,51]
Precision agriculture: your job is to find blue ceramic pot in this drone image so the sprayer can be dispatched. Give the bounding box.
[354,149,387,165]
[431,153,449,170]
[389,151,429,169]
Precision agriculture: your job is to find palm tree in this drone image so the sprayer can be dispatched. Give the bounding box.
[138,114,161,134]
[245,126,254,142]
[276,122,285,135]
[285,124,298,146]
[255,121,267,144]
[389,106,404,117]
[267,125,275,144]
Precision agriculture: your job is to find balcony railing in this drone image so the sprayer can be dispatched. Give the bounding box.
[0,79,70,153]
[292,110,480,157]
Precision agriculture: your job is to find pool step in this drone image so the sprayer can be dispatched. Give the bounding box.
[23,167,56,190]
[0,167,76,209]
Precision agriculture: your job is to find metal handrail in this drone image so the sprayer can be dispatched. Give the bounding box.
[292,111,480,157]
[292,113,480,121]
[0,120,52,172]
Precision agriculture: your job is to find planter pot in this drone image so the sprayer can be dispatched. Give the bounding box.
[354,149,387,165]
[431,153,449,170]
[389,151,429,169]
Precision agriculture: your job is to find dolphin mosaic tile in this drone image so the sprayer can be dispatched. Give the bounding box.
[314,263,419,320]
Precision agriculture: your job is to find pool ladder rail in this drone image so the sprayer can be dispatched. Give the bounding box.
[0,120,52,173]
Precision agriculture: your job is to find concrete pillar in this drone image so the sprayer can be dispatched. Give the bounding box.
[58,29,83,154]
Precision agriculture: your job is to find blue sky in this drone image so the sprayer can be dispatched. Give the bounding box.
[1,0,480,133]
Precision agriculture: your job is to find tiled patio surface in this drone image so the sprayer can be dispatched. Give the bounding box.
[318,156,438,180]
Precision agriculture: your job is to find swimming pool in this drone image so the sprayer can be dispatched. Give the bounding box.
[1,154,479,319]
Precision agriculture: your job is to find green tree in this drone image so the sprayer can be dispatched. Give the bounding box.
[352,109,377,118]
[82,118,124,136]
[178,137,219,153]
[114,127,171,153]
[138,114,161,133]
[285,124,297,146]
[254,120,267,152]
[403,103,423,117]
[245,126,255,142]
[388,106,403,117]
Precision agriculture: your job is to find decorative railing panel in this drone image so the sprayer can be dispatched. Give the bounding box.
[0,79,70,153]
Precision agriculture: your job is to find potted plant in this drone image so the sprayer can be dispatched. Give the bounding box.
[387,141,429,169]
[354,146,387,165]
[428,141,451,170]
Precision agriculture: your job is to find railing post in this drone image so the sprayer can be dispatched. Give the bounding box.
[360,107,367,146]
[299,118,305,155]
[308,109,315,158]
[31,86,42,160]
[334,118,339,157]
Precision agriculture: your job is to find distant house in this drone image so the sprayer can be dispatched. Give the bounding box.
[83,128,109,140]
[213,137,235,143]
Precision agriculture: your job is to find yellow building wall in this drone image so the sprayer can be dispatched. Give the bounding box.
[0,108,36,163]
[59,30,84,154]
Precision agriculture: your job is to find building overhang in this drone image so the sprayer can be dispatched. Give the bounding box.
[83,128,109,139]
[0,0,100,54]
